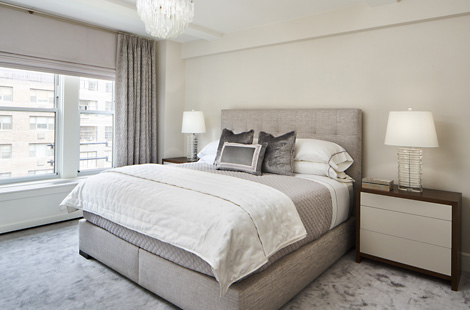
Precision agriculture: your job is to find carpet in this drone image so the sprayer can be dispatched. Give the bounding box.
[0,220,468,310]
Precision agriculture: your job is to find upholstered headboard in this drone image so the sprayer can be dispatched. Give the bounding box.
[221,108,363,190]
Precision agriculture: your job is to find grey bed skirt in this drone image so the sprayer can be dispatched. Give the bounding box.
[79,216,355,310]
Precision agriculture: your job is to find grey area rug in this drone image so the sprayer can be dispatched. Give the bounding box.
[1,220,469,310]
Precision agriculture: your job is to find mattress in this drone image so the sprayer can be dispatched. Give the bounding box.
[84,163,352,278]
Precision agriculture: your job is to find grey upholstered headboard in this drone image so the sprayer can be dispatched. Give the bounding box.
[221,108,363,190]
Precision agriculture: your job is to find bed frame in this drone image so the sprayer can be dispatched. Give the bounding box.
[79,108,362,310]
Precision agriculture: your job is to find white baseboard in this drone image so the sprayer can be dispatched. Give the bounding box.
[462,252,470,273]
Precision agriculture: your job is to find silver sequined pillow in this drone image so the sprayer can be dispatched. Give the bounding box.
[214,128,254,164]
[258,131,297,176]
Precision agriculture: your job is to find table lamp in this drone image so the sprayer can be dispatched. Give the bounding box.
[182,110,206,161]
[384,108,439,192]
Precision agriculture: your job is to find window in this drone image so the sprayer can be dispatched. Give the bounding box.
[30,89,54,105]
[30,116,54,130]
[105,82,113,93]
[0,86,13,102]
[80,78,98,91]
[29,143,54,158]
[79,100,98,111]
[80,126,97,142]
[79,77,114,172]
[105,126,113,141]
[0,67,56,181]
[28,169,54,175]
[0,115,12,130]
[0,172,11,178]
[0,144,12,159]
[105,101,113,111]
[0,66,115,184]
[80,151,97,169]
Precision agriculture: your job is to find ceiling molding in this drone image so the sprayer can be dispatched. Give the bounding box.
[103,0,136,10]
[186,24,224,41]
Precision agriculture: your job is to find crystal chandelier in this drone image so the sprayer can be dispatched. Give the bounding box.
[136,0,194,39]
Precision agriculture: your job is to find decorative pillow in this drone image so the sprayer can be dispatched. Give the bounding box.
[293,161,354,182]
[294,139,354,172]
[214,129,254,164]
[216,142,267,175]
[258,131,296,176]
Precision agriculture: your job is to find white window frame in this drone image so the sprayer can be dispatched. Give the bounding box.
[0,67,115,185]
[0,71,59,184]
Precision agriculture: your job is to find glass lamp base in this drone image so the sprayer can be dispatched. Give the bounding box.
[397,147,423,192]
[186,133,198,161]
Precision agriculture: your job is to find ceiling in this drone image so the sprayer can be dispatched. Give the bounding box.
[0,0,394,42]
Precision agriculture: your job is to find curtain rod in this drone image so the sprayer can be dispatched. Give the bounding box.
[0,1,156,41]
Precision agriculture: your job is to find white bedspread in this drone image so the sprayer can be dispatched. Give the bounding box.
[61,164,307,295]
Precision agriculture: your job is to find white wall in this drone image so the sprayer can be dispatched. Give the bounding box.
[157,41,186,162]
[180,2,470,266]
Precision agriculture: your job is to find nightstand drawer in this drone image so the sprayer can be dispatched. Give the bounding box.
[360,229,451,275]
[361,192,451,220]
[361,205,451,248]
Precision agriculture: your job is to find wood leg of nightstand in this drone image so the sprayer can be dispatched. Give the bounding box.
[451,277,460,291]
[355,252,362,263]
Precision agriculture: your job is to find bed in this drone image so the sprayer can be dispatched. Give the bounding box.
[70,108,362,310]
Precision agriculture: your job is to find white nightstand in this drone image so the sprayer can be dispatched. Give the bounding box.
[356,185,462,291]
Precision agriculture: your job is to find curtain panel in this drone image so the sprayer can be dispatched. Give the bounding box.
[115,33,158,167]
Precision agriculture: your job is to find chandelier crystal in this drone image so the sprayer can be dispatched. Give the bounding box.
[136,0,194,39]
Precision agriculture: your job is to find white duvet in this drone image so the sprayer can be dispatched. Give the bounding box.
[61,164,307,295]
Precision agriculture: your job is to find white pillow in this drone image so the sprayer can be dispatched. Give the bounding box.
[294,161,354,182]
[294,139,354,172]
[198,154,216,164]
[197,140,219,159]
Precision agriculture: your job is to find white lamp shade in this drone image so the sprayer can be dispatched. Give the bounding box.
[384,110,439,148]
[182,111,206,133]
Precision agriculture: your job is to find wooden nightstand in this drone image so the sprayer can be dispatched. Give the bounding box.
[356,185,462,291]
[162,157,197,165]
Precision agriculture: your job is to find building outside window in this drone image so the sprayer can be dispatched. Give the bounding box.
[0,115,12,130]
[80,151,97,169]
[0,86,13,102]
[0,67,56,180]
[105,82,113,93]
[80,126,97,142]
[79,77,114,172]
[0,172,11,178]
[105,101,113,111]
[30,116,54,130]
[105,126,112,141]
[79,100,98,111]
[30,89,54,105]
[28,169,54,175]
[0,144,12,159]
[80,78,98,92]
[29,143,54,158]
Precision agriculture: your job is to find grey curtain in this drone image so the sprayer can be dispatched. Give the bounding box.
[115,33,157,167]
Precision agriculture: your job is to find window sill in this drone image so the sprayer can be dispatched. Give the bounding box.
[0,176,87,195]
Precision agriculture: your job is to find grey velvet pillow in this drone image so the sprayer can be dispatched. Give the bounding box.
[216,142,267,175]
[258,131,297,175]
[214,128,254,164]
